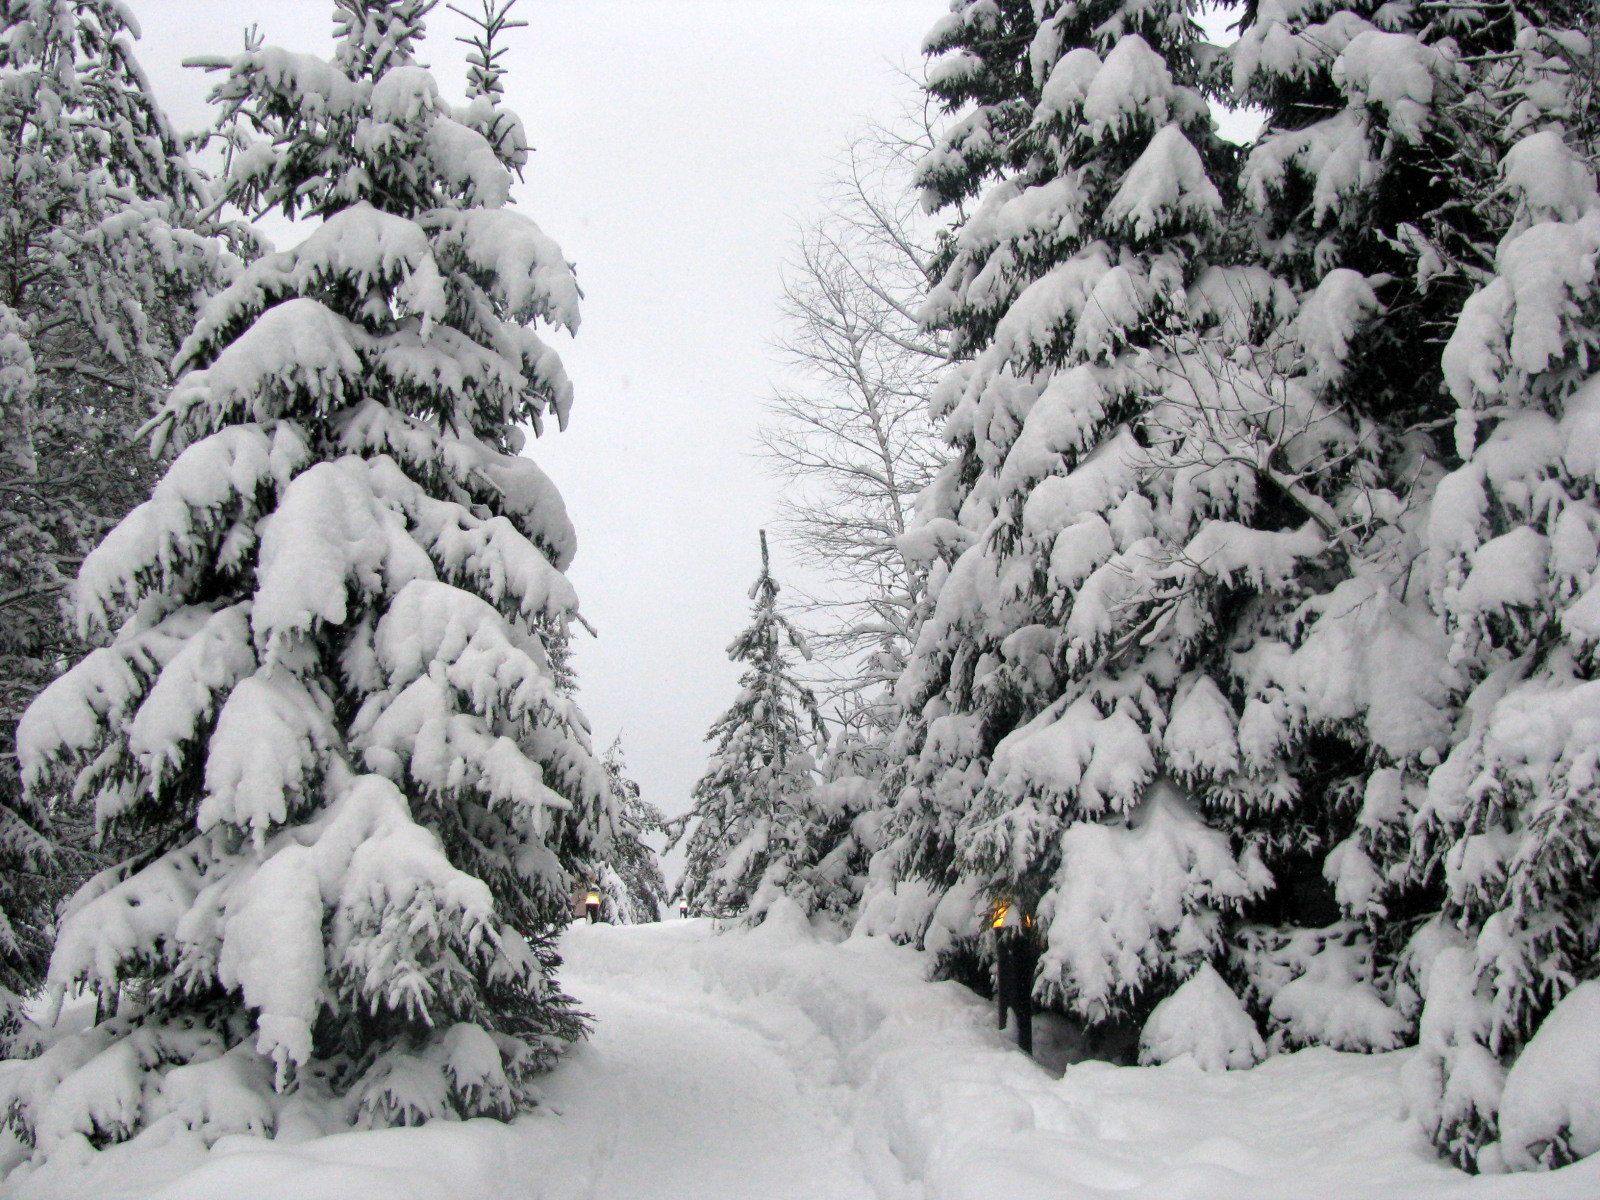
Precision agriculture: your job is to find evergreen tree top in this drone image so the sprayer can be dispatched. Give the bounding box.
[333,0,432,77]
[451,0,523,101]
[1,0,207,212]
[193,0,535,225]
[752,527,776,603]
[727,531,816,690]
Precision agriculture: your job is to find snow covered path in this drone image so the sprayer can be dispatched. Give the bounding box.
[12,908,1600,1199]
[530,932,877,1200]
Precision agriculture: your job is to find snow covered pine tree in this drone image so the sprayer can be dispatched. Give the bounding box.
[1229,0,1600,1171]
[0,0,226,1035]
[1387,3,1600,1172]
[583,737,668,924]
[879,0,1313,1060]
[675,532,826,920]
[1146,0,1492,1067]
[6,0,613,1150]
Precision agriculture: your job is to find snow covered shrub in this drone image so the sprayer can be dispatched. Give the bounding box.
[1234,922,1408,1053]
[7,0,612,1151]
[1139,962,1265,1071]
[1496,981,1600,1170]
[0,0,229,1032]
[1210,0,1524,1053]
[675,533,825,919]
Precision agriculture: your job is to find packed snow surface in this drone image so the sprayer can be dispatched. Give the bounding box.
[11,912,1600,1199]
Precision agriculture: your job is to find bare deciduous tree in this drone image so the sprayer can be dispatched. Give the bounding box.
[758,100,951,729]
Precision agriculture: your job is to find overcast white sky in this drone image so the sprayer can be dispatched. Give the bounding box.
[129,0,945,863]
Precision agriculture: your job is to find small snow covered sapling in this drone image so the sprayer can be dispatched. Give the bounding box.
[579,737,669,924]
[8,0,612,1151]
[673,532,826,921]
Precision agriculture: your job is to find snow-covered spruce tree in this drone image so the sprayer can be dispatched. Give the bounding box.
[582,737,667,924]
[882,0,1268,1022]
[675,533,825,919]
[0,0,228,1031]
[1124,0,1508,1058]
[7,0,613,1148]
[1230,0,1600,1138]
[1381,7,1600,1172]
[878,0,1440,1057]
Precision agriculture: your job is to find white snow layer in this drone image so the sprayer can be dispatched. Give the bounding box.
[11,916,1600,1200]
[1498,982,1600,1169]
[1139,962,1265,1071]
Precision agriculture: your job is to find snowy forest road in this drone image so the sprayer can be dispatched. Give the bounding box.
[533,915,1600,1200]
[535,933,881,1200]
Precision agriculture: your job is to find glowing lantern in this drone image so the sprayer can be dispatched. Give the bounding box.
[992,900,1033,929]
[991,896,1038,1054]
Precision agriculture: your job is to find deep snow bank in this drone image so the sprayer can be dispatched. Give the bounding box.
[8,911,1600,1199]
[562,909,1600,1200]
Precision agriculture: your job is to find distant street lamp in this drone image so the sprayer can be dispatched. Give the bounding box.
[585,887,601,923]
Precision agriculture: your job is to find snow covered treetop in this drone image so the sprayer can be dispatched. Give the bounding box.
[198,0,526,220]
[166,0,577,454]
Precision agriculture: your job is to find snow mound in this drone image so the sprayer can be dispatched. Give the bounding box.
[750,894,815,942]
[1141,963,1266,1071]
[1499,982,1600,1170]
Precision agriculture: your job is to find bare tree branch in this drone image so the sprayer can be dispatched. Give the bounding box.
[756,99,953,724]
